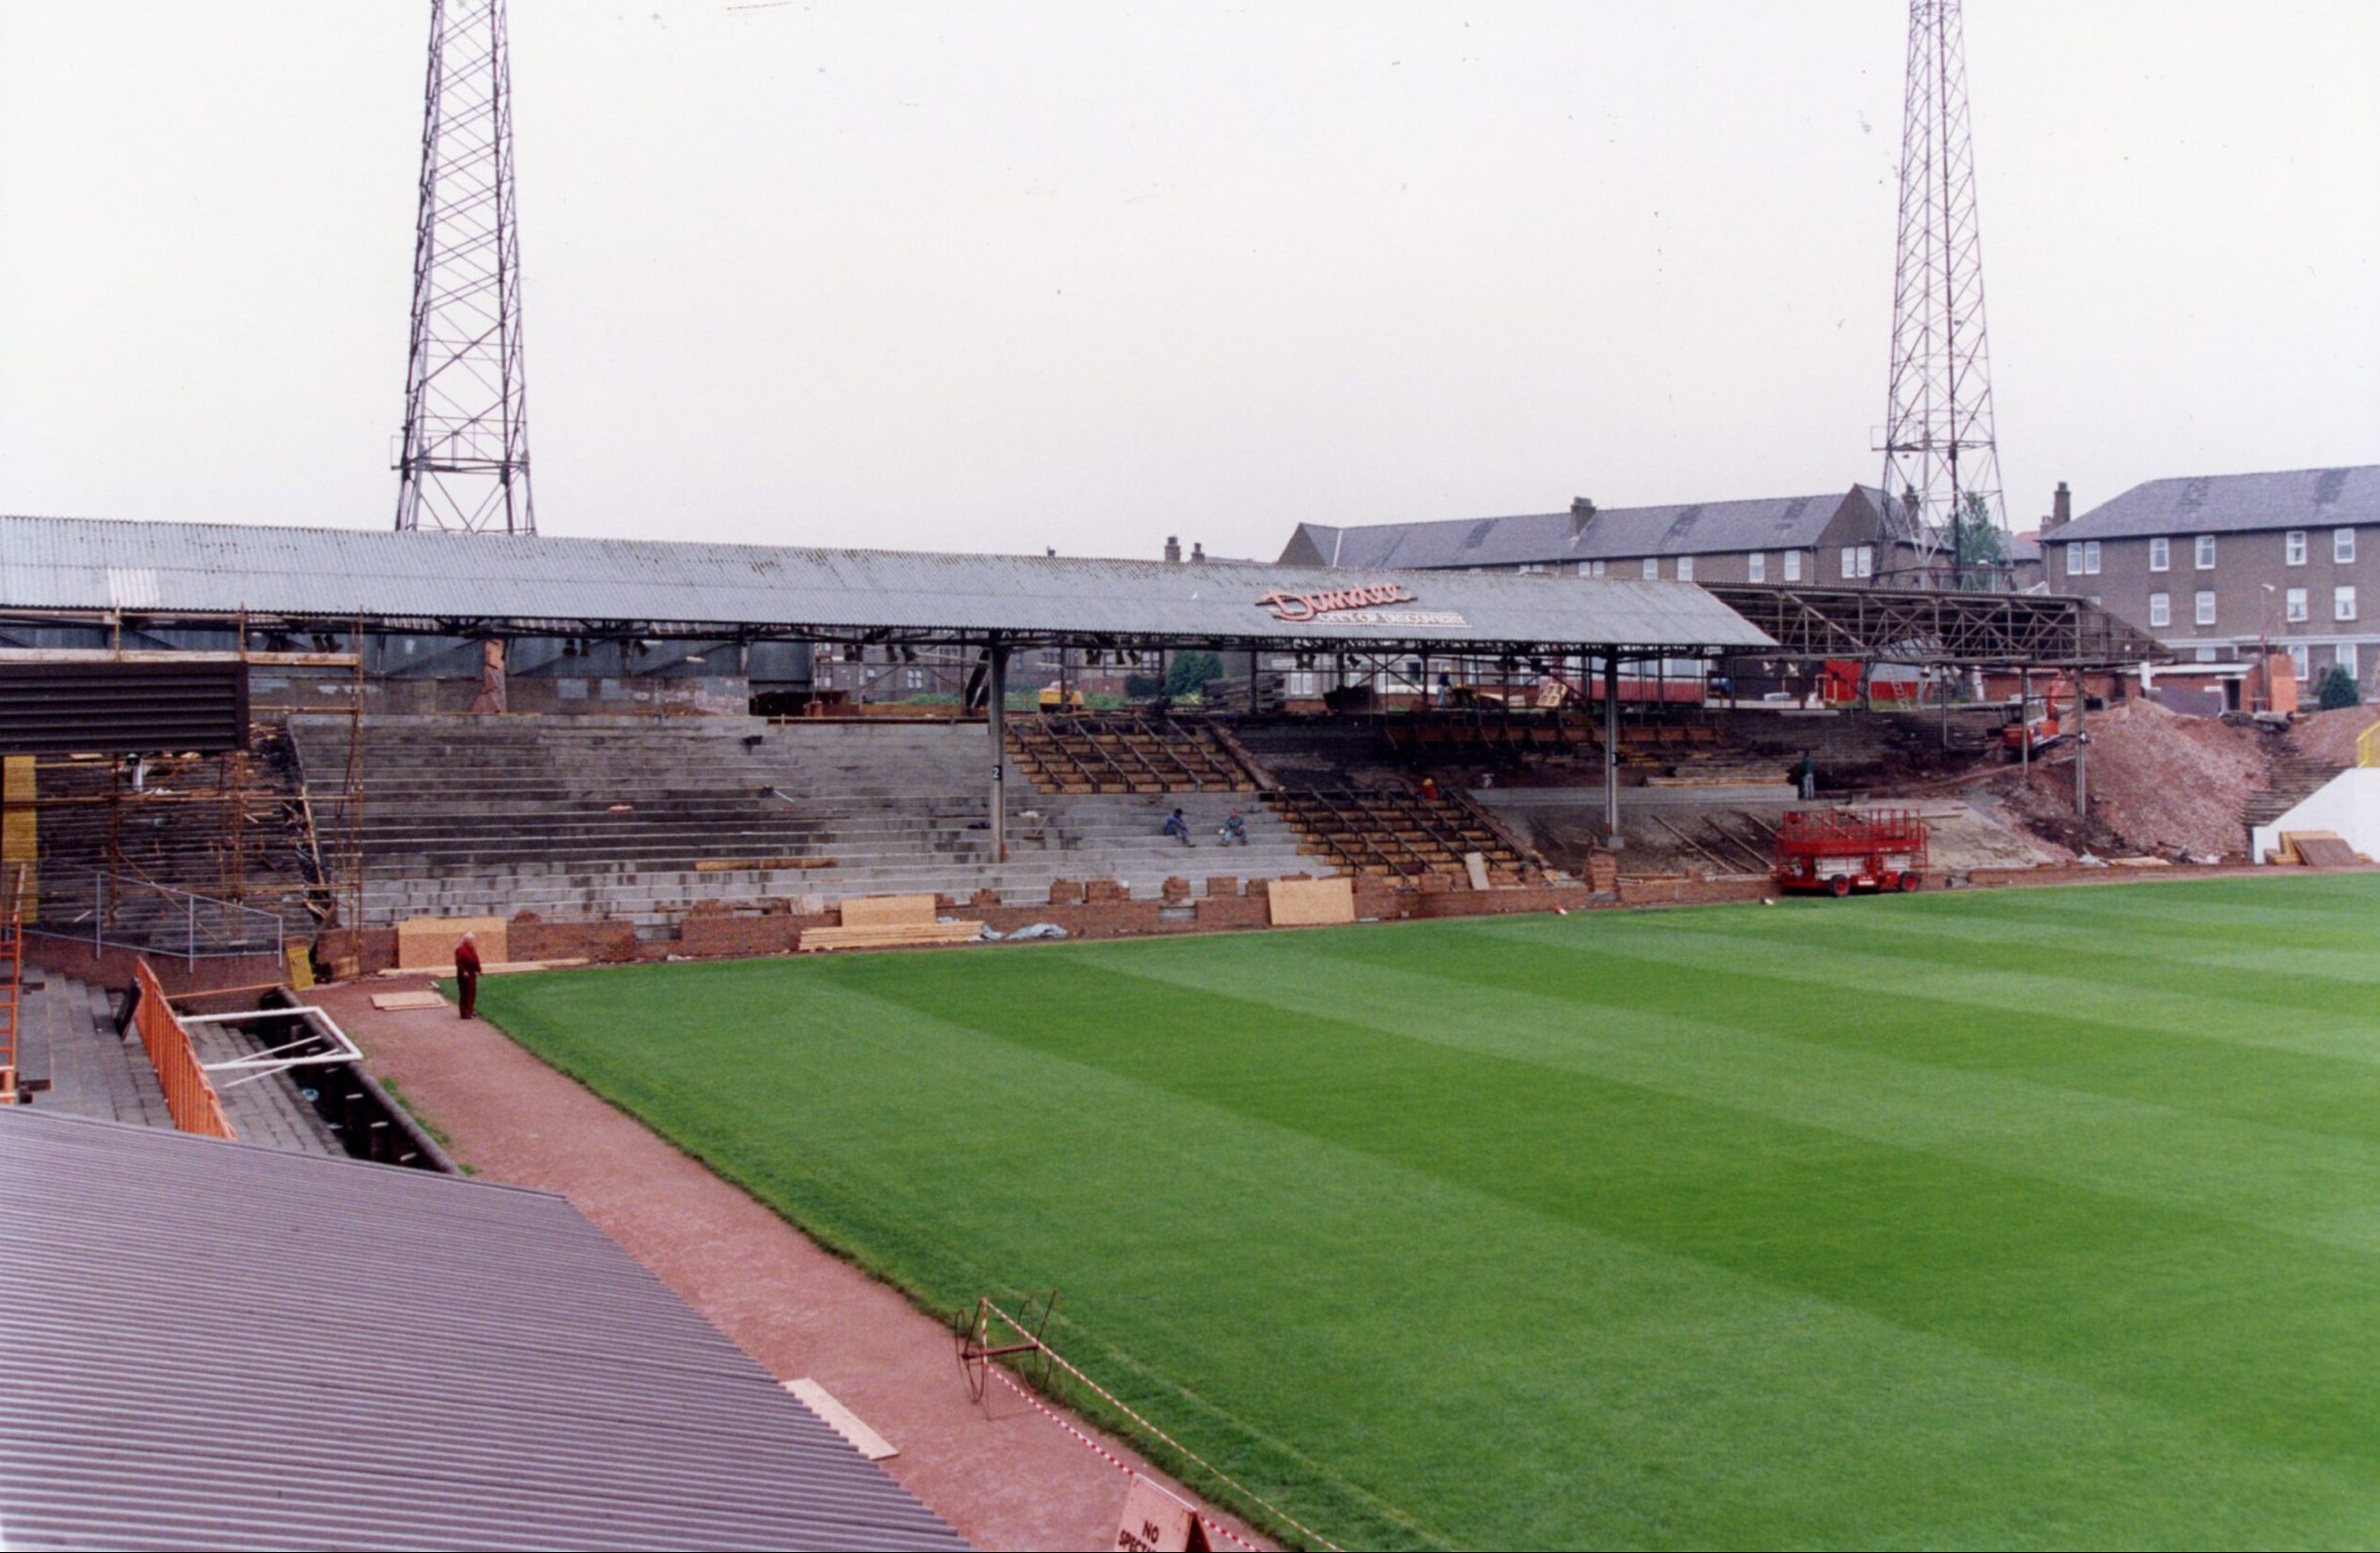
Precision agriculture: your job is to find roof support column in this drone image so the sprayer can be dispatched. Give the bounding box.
[1603,651,1622,847]
[2073,668,2089,819]
[987,637,1008,863]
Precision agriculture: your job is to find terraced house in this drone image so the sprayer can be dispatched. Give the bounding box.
[2045,467,2380,692]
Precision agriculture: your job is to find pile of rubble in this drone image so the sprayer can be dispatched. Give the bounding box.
[1994,698,2268,860]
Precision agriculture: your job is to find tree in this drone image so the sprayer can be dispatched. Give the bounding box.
[1164,650,1226,699]
[2315,665,2364,710]
[1951,490,2006,590]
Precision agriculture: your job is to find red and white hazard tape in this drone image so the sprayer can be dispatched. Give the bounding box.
[989,1368,1262,1552]
[981,1300,1335,1552]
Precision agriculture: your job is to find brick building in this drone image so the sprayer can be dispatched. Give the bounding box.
[2045,466,2379,693]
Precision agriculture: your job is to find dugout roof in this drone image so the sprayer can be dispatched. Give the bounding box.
[0,1108,968,1552]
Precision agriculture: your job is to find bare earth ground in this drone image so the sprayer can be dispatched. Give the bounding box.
[318,982,1266,1553]
[1988,698,2269,859]
[2288,703,2380,766]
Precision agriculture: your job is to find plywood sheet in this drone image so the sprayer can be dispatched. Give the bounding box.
[371,991,450,1011]
[396,916,507,969]
[784,1379,897,1460]
[1268,876,1355,927]
[837,894,940,929]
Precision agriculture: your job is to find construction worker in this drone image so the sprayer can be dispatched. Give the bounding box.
[1796,751,1818,801]
[454,933,483,1020]
[1162,807,1195,846]
[1220,810,1249,845]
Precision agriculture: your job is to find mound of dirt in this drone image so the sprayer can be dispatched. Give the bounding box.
[1991,698,2268,859]
[2287,704,2380,768]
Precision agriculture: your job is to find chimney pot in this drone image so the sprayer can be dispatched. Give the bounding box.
[2047,482,2073,532]
[1163,536,1182,563]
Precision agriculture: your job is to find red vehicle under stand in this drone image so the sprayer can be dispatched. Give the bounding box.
[1772,809,1929,896]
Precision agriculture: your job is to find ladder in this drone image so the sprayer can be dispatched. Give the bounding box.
[0,864,22,1105]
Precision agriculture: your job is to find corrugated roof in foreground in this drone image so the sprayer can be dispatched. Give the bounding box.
[0,514,1773,651]
[0,1109,969,1552]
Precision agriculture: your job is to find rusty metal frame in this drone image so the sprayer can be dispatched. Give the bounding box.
[1704,584,2166,667]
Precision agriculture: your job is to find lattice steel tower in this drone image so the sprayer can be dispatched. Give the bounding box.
[1879,0,2003,584]
[395,0,535,534]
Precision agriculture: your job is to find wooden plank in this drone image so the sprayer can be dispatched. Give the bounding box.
[395,915,507,969]
[693,857,835,873]
[371,991,450,1011]
[837,894,941,929]
[1463,851,1492,891]
[1267,876,1355,927]
[784,1379,898,1460]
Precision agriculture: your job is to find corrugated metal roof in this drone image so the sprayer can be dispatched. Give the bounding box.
[0,1110,969,1552]
[2052,466,2380,541]
[0,515,1773,651]
[1280,485,1887,570]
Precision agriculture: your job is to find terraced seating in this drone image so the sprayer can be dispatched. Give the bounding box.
[291,714,1320,926]
[1006,716,1256,795]
[1380,711,1724,767]
[1271,787,1528,886]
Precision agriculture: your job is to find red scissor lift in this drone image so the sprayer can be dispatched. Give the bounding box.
[1773,809,1929,897]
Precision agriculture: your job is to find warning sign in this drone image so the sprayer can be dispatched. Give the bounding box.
[1114,1474,1212,1552]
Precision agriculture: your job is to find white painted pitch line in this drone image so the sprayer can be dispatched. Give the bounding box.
[785,1378,899,1460]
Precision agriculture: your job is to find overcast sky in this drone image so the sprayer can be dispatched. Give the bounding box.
[2,1,2374,561]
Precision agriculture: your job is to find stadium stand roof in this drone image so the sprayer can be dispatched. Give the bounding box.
[2051,466,2380,541]
[0,1109,969,1552]
[1278,486,1892,570]
[0,514,1773,656]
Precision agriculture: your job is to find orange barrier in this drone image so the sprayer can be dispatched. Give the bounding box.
[131,959,236,1140]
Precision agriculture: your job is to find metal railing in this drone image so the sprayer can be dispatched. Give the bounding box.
[95,873,285,964]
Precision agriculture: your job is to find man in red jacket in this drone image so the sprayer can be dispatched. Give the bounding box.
[454,933,483,1021]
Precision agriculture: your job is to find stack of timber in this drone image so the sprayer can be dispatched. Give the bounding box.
[799,894,983,953]
[2276,830,2365,868]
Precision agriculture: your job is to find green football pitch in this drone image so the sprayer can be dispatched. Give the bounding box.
[475,875,2380,1549]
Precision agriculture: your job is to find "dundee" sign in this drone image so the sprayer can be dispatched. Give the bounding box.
[1255,583,1468,629]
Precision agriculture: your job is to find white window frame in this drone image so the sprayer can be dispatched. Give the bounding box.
[1783,551,1803,583]
[2148,592,2170,628]
[1675,555,1694,583]
[1858,545,1875,578]
[2149,536,2169,573]
[2337,586,2358,623]
[2288,644,2311,681]
[2340,643,2359,682]
[2194,590,2217,626]
[2286,530,2307,566]
[2339,528,2358,564]
[2285,587,2308,623]
[1642,558,1659,581]
[1748,551,1765,584]
[1518,563,1547,575]
[2083,541,2100,575]
[2066,541,2083,577]
[2195,534,2217,570]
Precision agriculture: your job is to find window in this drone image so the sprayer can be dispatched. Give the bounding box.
[1676,555,1694,582]
[2083,541,2100,575]
[1784,551,1803,583]
[2195,590,2217,625]
[2338,642,2359,683]
[2066,541,2082,575]
[2064,541,2099,576]
[1857,545,1875,578]
[2149,536,2169,572]
[2340,528,2358,564]
[2286,587,2308,622]
[1518,563,1547,575]
[2338,586,2358,622]
[1577,560,1608,577]
[1844,545,1860,580]
[2196,534,2216,569]
[1748,552,1766,584]
[1643,558,1659,580]
[2288,645,2311,681]
[2148,592,2170,627]
[2286,530,2307,566]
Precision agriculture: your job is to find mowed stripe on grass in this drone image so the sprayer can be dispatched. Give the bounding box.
[476,874,2380,1549]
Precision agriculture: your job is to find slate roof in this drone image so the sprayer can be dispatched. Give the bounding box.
[2051,467,2380,542]
[0,1109,969,1551]
[1280,485,1889,570]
